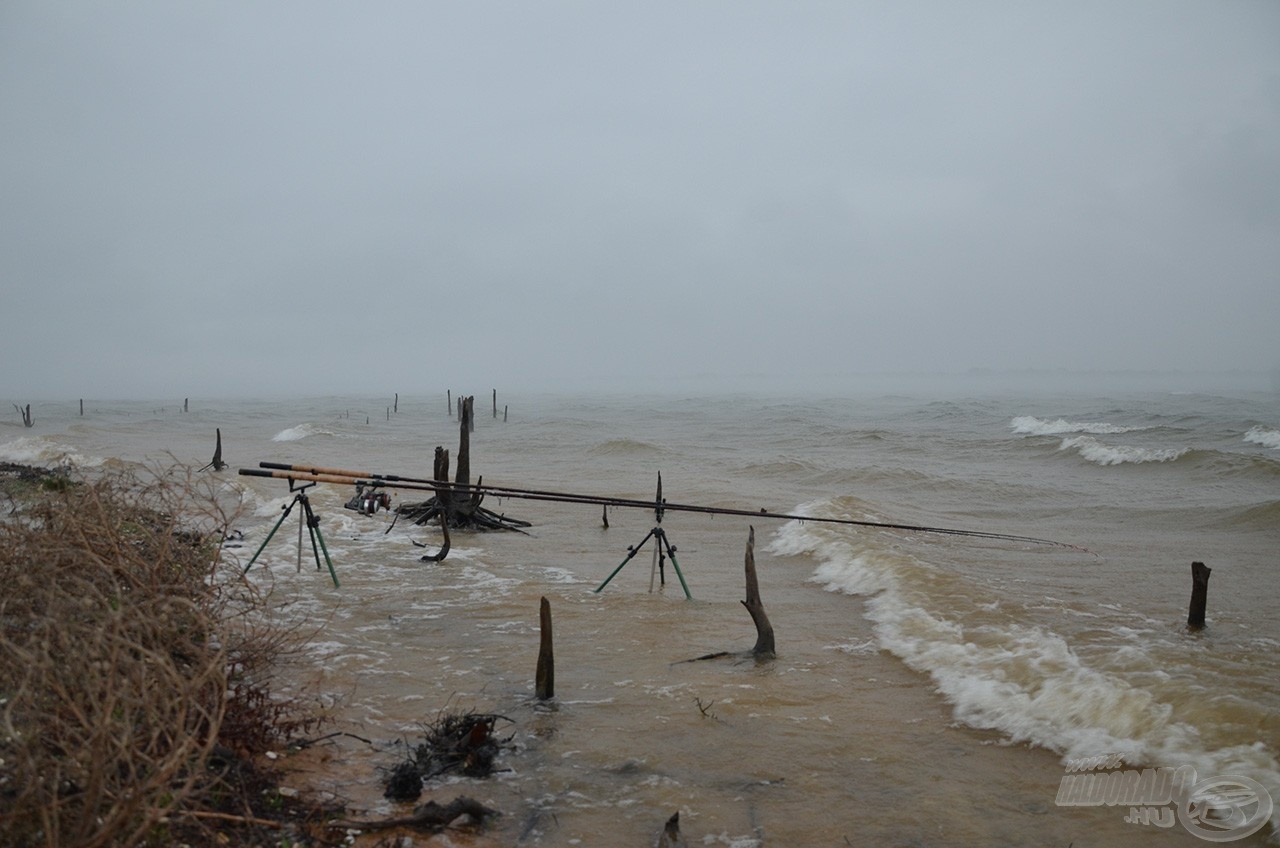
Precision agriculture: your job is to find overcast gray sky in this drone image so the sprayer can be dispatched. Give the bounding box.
[2,1,1278,399]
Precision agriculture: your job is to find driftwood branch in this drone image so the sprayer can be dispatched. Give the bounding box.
[331,796,498,832]
[414,509,451,562]
[181,810,282,829]
[13,404,33,427]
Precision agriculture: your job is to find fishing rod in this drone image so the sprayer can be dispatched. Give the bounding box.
[241,462,1089,553]
[257,462,610,508]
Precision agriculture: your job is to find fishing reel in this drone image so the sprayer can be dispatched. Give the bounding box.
[344,482,392,516]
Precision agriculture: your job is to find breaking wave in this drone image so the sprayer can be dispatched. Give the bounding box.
[1244,426,1280,450]
[768,502,1280,839]
[1058,436,1188,466]
[1011,416,1146,436]
[0,436,105,468]
[271,423,335,442]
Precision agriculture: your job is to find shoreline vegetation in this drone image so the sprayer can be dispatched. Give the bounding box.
[0,462,486,847]
[0,461,631,847]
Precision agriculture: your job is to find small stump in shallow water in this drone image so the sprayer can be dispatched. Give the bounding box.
[382,709,512,802]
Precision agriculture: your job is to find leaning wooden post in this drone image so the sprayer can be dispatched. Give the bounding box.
[447,389,451,414]
[394,392,398,413]
[492,388,497,418]
[536,596,555,699]
[1188,561,1211,629]
[742,526,775,657]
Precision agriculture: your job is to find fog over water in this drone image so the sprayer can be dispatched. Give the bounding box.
[2,2,1278,399]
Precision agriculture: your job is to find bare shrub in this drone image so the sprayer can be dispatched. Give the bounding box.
[0,466,319,847]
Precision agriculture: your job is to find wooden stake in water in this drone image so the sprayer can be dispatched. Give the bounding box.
[1188,561,1211,629]
[536,596,555,699]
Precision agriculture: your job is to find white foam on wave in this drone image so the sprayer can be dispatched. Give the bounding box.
[0,436,105,468]
[769,511,1280,837]
[1244,426,1280,450]
[1059,435,1187,466]
[1011,416,1145,436]
[272,423,334,442]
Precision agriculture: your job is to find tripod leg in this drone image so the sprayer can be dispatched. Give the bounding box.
[594,528,656,593]
[301,499,340,588]
[305,511,323,572]
[242,501,296,575]
[296,508,305,573]
[655,539,666,588]
[309,522,339,588]
[659,533,692,600]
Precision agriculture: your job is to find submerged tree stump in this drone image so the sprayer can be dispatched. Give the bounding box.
[199,428,226,471]
[397,396,530,534]
[742,526,775,657]
[675,526,777,664]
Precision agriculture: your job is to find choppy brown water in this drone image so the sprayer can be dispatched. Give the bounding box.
[5,387,1277,845]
